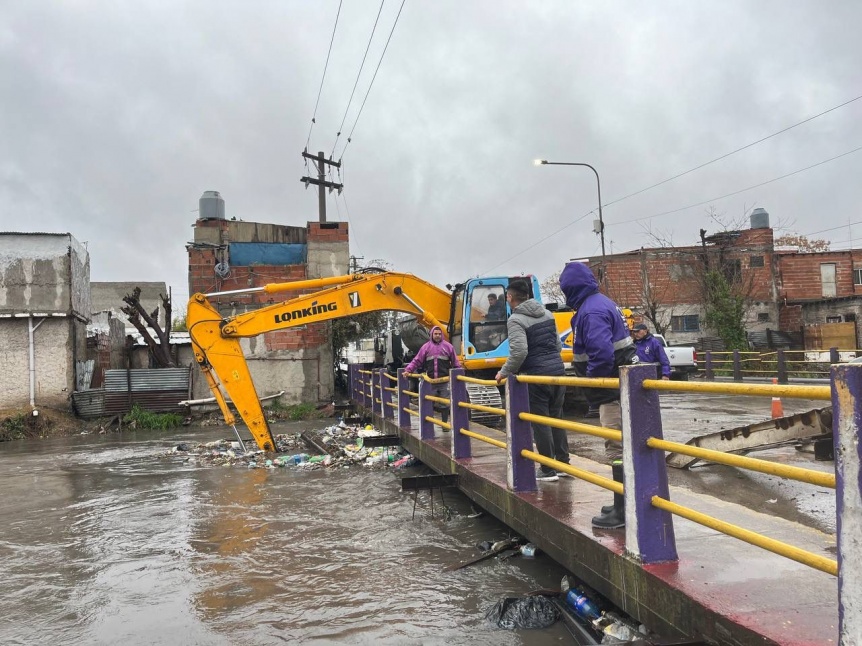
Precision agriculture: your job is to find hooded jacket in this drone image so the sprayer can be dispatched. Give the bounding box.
[634,332,671,378]
[404,326,462,379]
[559,262,636,403]
[498,299,565,378]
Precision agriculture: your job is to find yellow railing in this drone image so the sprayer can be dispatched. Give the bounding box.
[458,401,506,416]
[652,496,837,576]
[647,437,835,488]
[374,366,839,578]
[456,375,499,386]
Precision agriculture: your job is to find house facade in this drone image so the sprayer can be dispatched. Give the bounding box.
[585,210,862,349]
[0,233,90,409]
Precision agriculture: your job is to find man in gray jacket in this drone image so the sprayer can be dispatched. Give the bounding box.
[495,279,569,481]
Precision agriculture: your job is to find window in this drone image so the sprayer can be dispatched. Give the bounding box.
[749,255,764,268]
[846,313,857,323]
[821,263,837,297]
[826,316,842,323]
[757,312,770,322]
[722,258,742,283]
[854,269,862,286]
[671,314,700,332]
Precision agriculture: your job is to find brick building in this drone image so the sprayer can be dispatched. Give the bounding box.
[186,192,349,403]
[584,209,862,348]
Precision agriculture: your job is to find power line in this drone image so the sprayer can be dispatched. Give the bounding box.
[331,0,386,158]
[611,144,862,226]
[800,220,862,237]
[601,92,862,210]
[337,0,407,161]
[483,144,862,275]
[305,0,344,151]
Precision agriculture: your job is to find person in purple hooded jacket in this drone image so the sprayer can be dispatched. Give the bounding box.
[403,325,462,426]
[559,262,636,529]
[632,323,671,380]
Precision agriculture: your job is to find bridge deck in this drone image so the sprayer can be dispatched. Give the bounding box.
[380,414,838,646]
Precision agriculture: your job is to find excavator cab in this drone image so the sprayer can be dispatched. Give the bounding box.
[452,276,542,372]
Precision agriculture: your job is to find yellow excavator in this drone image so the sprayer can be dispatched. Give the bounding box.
[187,271,577,451]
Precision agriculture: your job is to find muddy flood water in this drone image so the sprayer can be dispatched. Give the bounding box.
[0,421,575,645]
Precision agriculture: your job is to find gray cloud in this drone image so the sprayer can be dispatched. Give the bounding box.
[2,1,861,307]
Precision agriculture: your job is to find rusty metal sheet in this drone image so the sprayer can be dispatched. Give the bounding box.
[71,389,105,418]
[104,368,190,392]
[666,407,833,469]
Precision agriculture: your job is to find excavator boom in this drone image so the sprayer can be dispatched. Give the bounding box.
[187,272,454,451]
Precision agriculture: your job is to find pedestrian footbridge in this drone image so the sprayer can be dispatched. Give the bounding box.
[348,363,859,645]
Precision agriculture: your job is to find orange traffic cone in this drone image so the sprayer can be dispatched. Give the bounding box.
[771,378,784,419]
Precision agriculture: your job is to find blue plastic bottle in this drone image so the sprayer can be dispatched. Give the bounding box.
[565,588,601,621]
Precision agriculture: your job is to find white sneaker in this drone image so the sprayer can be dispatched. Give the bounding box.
[536,471,559,482]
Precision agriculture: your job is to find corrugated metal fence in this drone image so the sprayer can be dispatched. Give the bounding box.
[71,367,191,419]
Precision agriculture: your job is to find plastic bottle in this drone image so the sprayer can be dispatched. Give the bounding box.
[565,588,601,621]
[292,453,309,464]
[308,455,327,464]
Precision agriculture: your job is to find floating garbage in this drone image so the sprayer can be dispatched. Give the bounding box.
[486,596,560,630]
[160,421,416,472]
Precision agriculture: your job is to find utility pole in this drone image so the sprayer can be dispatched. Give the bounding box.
[349,255,365,274]
[301,150,343,223]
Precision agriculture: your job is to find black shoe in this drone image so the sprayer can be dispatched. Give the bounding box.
[599,504,614,514]
[592,505,625,529]
[536,470,559,482]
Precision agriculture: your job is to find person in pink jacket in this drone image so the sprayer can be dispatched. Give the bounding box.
[403,326,461,426]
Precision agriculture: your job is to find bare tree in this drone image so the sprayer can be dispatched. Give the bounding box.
[540,270,565,306]
[122,287,176,367]
[774,234,831,252]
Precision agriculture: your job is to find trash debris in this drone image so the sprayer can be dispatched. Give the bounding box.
[159,421,416,472]
[520,543,538,557]
[486,596,560,630]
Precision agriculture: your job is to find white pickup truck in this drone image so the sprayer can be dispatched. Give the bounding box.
[654,334,698,380]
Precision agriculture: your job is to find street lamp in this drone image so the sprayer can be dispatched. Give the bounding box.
[534,159,605,259]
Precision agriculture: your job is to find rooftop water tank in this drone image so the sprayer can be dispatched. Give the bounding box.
[199,191,225,220]
[750,207,770,229]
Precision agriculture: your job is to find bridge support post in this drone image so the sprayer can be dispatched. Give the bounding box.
[831,346,840,365]
[371,370,381,418]
[378,368,392,420]
[831,363,862,646]
[777,349,788,384]
[418,377,435,440]
[397,368,411,430]
[505,376,537,492]
[704,351,714,381]
[733,350,742,381]
[348,364,356,401]
[449,368,471,459]
[621,363,678,564]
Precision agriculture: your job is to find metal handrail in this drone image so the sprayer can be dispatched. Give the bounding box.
[461,428,507,449]
[646,437,836,488]
[642,379,831,400]
[383,372,398,382]
[652,496,837,576]
[402,408,419,417]
[424,416,452,430]
[519,412,623,442]
[425,395,450,405]
[456,375,499,386]
[516,374,620,389]
[524,450,623,494]
[458,401,506,416]
[402,390,419,398]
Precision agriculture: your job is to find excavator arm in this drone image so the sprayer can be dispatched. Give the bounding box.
[187,272,454,451]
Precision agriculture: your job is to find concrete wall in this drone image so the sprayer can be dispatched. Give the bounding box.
[0,317,79,409]
[0,233,90,318]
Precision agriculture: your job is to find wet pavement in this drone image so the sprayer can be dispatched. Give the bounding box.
[0,421,579,646]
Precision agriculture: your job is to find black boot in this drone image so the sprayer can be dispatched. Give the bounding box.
[592,462,625,529]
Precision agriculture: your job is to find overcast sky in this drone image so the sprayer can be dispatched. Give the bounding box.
[2,1,861,309]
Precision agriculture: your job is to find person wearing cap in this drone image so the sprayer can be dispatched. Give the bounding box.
[632,323,671,380]
[495,279,569,482]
